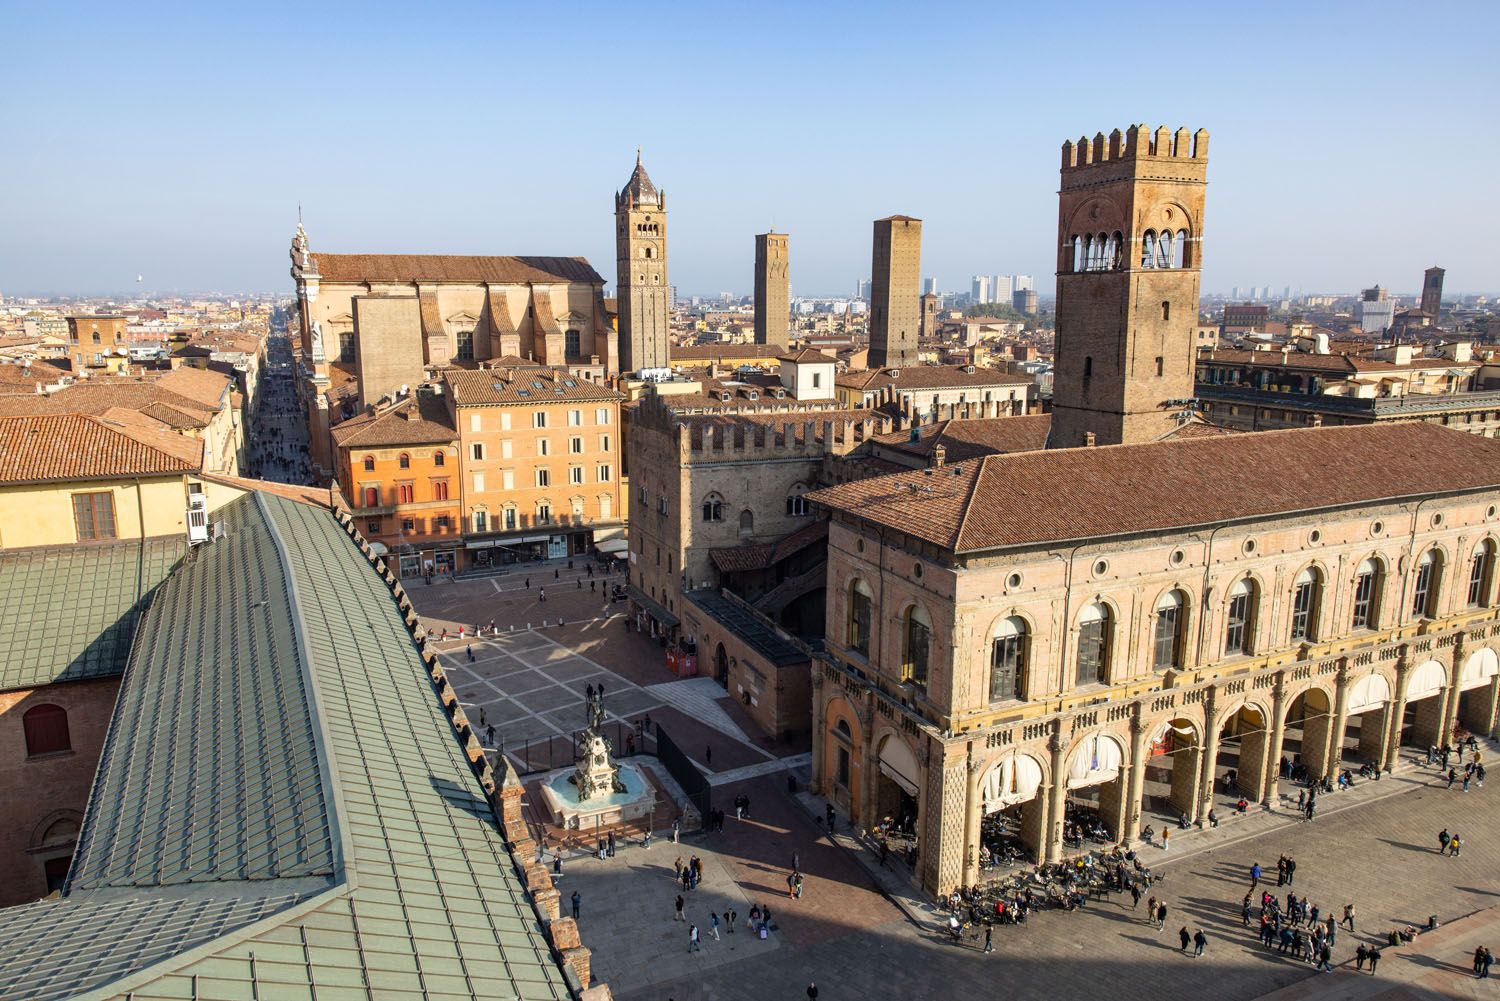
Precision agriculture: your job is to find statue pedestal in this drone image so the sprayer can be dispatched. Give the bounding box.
[539,730,655,830]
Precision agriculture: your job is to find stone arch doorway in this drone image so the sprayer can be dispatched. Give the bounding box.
[1142,717,1202,827]
[714,643,729,687]
[1457,648,1499,738]
[1284,687,1336,781]
[980,751,1046,864]
[1399,660,1450,751]
[1064,732,1127,847]
[1342,674,1393,769]
[1212,704,1271,805]
[874,734,920,838]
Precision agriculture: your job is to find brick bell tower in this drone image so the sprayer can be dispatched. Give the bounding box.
[1048,125,1209,448]
[615,150,670,373]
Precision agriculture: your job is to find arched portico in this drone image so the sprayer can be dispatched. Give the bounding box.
[1399,659,1450,751]
[978,751,1047,865]
[1141,717,1202,828]
[1061,731,1128,852]
[1457,647,1500,737]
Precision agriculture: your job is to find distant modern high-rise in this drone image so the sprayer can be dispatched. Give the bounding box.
[1013,275,1035,293]
[1422,266,1445,317]
[869,216,922,368]
[922,277,938,295]
[1356,285,1395,334]
[753,231,790,349]
[1283,285,1292,300]
[856,279,871,301]
[971,275,990,304]
[993,275,1014,303]
[1231,286,1241,300]
[615,151,670,372]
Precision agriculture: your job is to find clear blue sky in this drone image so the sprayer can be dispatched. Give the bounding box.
[2,0,1496,299]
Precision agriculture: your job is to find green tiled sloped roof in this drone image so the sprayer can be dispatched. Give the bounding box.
[0,493,570,1001]
[0,537,187,692]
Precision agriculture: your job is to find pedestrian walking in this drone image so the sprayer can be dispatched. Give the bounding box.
[806,983,818,1001]
[672,895,686,921]
[1475,946,1486,977]
[1342,903,1355,931]
[1193,928,1207,957]
[983,924,994,953]
[1241,895,1252,927]
[1179,926,1191,952]
[1356,944,1368,971]
[1481,946,1493,978]
[1130,884,1142,909]
[1305,799,1316,822]
[1451,833,1464,857]
[1161,827,1170,852]
[729,908,737,933]
[1368,945,1381,974]
[1146,895,1157,923]
[710,912,720,940]
[607,831,615,857]
[1448,767,1458,789]
[571,890,581,920]
[1285,856,1297,885]
[688,924,700,952]
[1157,902,1168,930]
[674,856,685,881]
[672,819,680,843]
[705,744,712,765]
[1250,862,1262,890]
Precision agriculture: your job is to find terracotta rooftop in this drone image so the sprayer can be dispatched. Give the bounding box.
[872,414,1053,462]
[309,253,605,286]
[331,394,457,448]
[778,348,838,365]
[810,422,1500,554]
[443,367,621,406]
[836,364,1032,392]
[0,413,199,484]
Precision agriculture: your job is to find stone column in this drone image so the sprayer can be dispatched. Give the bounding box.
[1464,673,1500,739]
[1196,690,1222,826]
[1045,729,1068,863]
[1020,780,1049,862]
[1325,661,1351,777]
[923,745,968,897]
[963,751,984,887]
[1383,653,1411,772]
[1262,676,1288,809]
[856,700,877,827]
[1123,710,1150,845]
[809,670,827,795]
[1168,740,1201,821]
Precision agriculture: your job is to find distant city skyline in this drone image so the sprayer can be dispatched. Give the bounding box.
[1,1,1497,298]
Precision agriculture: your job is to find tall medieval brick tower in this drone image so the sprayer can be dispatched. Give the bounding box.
[615,152,670,373]
[754,231,790,348]
[1048,125,1209,448]
[868,216,921,369]
[1421,266,1445,318]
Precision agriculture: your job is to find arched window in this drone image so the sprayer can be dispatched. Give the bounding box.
[1469,541,1496,608]
[701,493,724,522]
[1083,356,1093,382]
[835,719,852,787]
[1140,230,1157,269]
[1110,231,1124,269]
[1153,589,1187,669]
[847,578,873,655]
[1162,300,1171,322]
[1077,601,1111,686]
[1411,549,1442,618]
[1158,230,1174,269]
[1352,558,1383,630]
[23,704,70,756]
[1071,235,1083,273]
[1290,567,1321,642]
[398,453,410,470]
[990,616,1027,701]
[433,451,445,467]
[1174,229,1188,268]
[362,455,375,472]
[1224,577,1258,656]
[902,605,931,686]
[786,483,810,517]
[738,509,754,537]
[363,486,379,508]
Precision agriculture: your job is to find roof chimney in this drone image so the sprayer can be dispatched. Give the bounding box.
[931,444,946,468]
[1311,414,1323,428]
[1084,431,1097,447]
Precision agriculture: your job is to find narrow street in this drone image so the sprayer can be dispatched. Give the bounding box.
[248,327,313,484]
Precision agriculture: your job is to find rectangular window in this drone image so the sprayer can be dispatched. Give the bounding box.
[565,329,581,356]
[500,412,512,431]
[638,485,648,504]
[596,408,610,425]
[849,590,872,655]
[504,508,517,530]
[472,472,485,493]
[1411,561,1434,618]
[570,436,584,454]
[536,469,550,487]
[1290,582,1316,641]
[569,410,582,427]
[599,434,611,452]
[537,502,551,523]
[434,515,450,530]
[538,439,550,456]
[502,469,515,490]
[72,491,117,541]
[903,616,930,686]
[470,413,482,433]
[813,372,822,388]
[1153,607,1181,669]
[401,517,416,532]
[367,519,382,535]
[570,466,584,485]
[1470,549,1492,607]
[1351,572,1377,629]
[472,511,487,532]
[597,464,612,482]
[533,412,547,428]
[658,496,668,515]
[501,439,513,459]
[471,442,485,461]
[1225,592,1250,654]
[991,636,1023,701]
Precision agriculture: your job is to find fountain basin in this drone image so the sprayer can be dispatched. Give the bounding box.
[539,761,655,830]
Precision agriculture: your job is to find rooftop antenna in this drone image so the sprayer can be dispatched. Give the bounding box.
[298,202,303,224]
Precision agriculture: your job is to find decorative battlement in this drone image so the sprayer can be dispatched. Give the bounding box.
[679,413,889,458]
[1061,124,1209,170]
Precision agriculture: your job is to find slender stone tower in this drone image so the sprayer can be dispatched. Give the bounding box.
[615,152,670,372]
[868,216,921,369]
[754,231,790,348]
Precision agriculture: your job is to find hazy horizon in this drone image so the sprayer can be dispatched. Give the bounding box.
[3,1,1496,301]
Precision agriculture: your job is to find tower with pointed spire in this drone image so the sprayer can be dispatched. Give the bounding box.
[615,151,671,372]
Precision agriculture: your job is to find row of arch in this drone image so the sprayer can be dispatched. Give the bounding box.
[700,485,812,528]
[844,540,1499,704]
[1068,229,1191,273]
